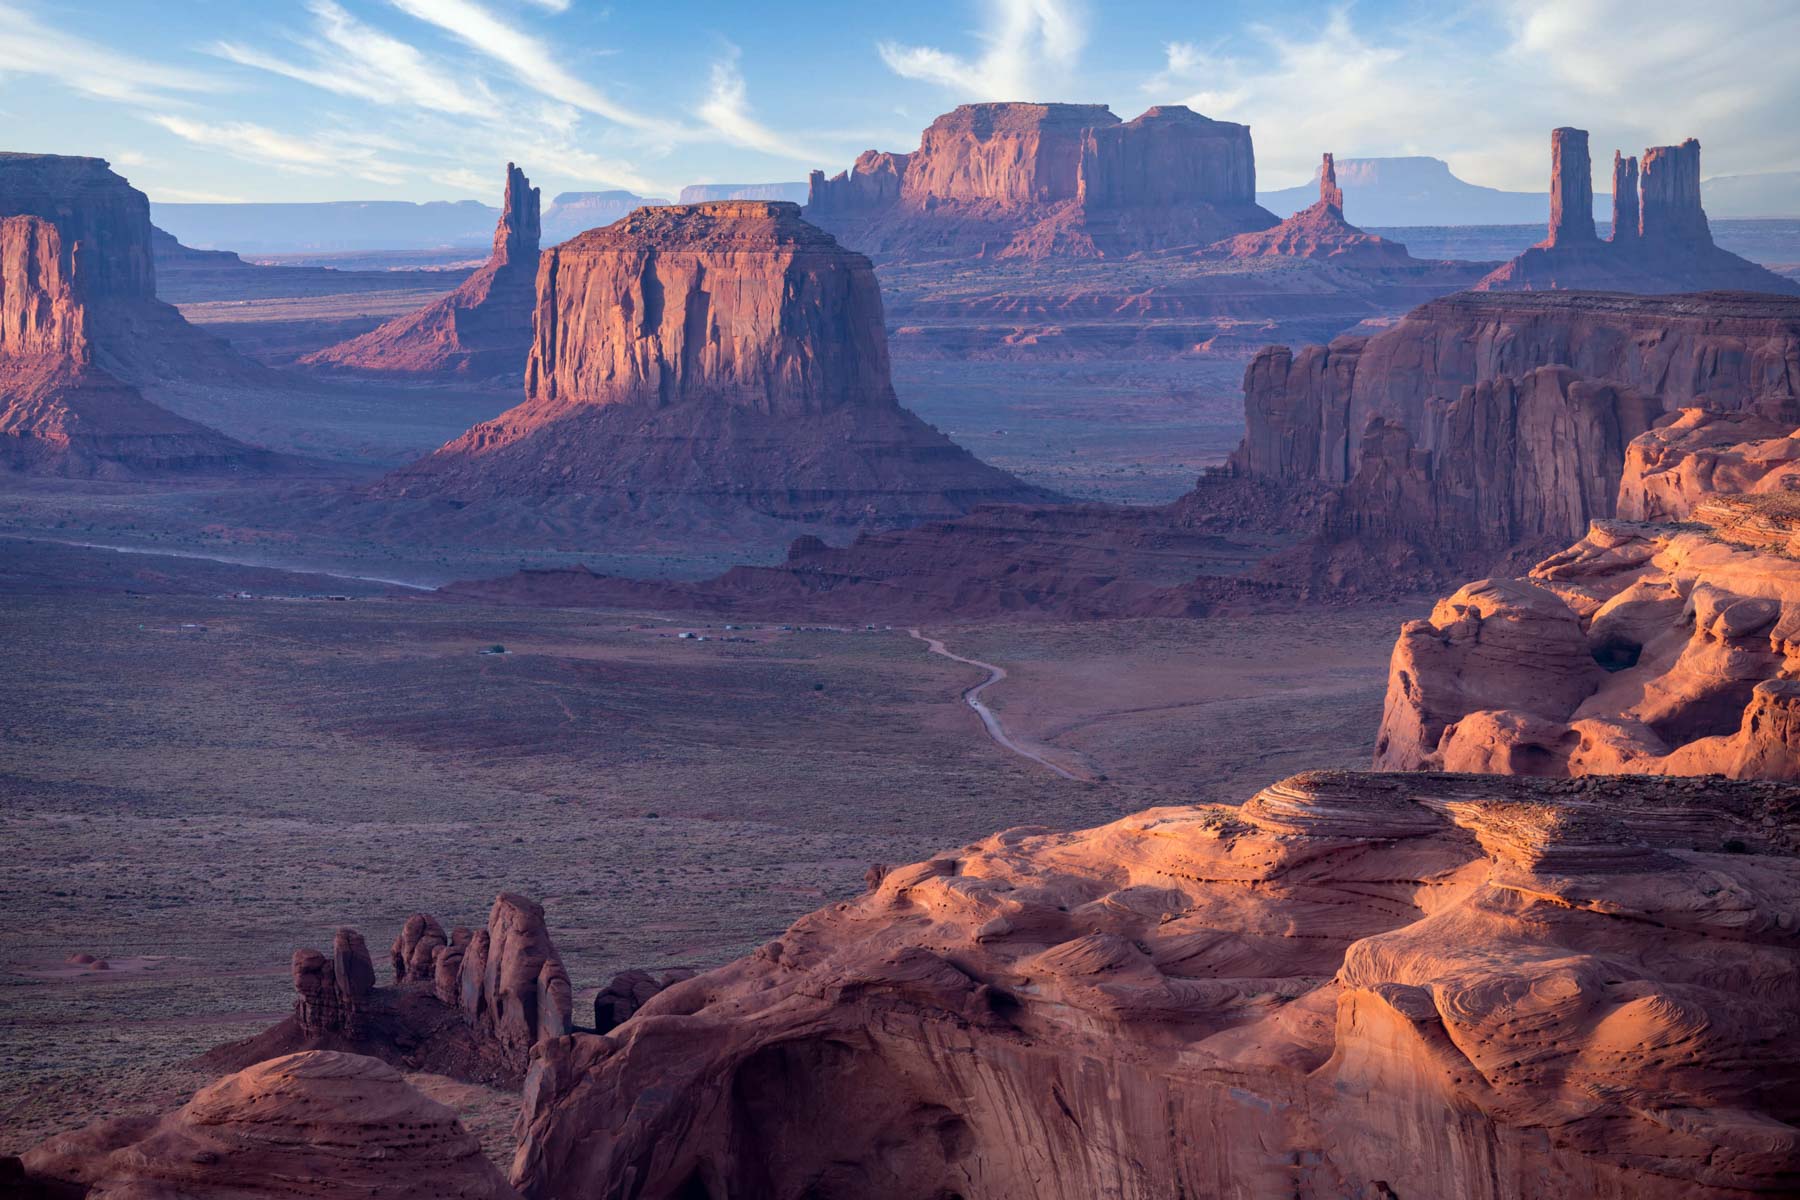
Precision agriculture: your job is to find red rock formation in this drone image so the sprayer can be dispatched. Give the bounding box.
[805,103,1277,261]
[303,164,541,381]
[1208,151,1418,265]
[0,203,265,476]
[593,969,697,1034]
[1236,290,1800,486]
[292,928,377,1037]
[21,1051,518,1198]
[1547,127,1596,247]
[1477,130,1796,294]
[383,201,1050,524]
[393,912,449,983]
[509,770,1800,1199]
[1375,398,1800,780]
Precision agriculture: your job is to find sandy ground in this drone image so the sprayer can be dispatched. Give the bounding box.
[0,544,1416,1153]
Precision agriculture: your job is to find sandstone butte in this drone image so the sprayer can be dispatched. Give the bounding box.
[497,769,1799,1199]
[19,1051,518,1199]
[381,200,1053,524]
[303,163,541,382]
[1207,153,1418,266]
[0,153,272,475]
[1477,127,1800,295]
[804,102,1280,260]
[1375,404,1800,780]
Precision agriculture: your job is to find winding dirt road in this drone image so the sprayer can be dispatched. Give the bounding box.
[909,629,1085,782]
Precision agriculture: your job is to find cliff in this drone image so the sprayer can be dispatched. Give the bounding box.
[508,769,1800,1199]
[383,201,1050,524]
[805,103,1277,261]
[1477,129,1799,295]
[303,163,542,382]
[1375,407,1800,779]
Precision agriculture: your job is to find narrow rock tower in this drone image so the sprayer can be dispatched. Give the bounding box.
[1320,153,1344,210]
[1547,127,1596,246]
[1611,151,1640,244]
[1640,138,1710,244]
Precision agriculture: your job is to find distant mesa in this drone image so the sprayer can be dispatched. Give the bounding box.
[805,102,1280,260]
[303,163,542,383]
[678,181,808,205]
[1477,127,1800,294]
[540,188,669,245]
[383,200,1053,524]
[0,152,278,476]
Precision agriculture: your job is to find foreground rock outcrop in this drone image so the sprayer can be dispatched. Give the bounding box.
[383,201,1050,524]
[1477,128,1799,295]
[510,770,1800,1199]
[0,154,273,475]
[21,1051,517,1198]
[806,103,1278,261]
[303,164,542,382]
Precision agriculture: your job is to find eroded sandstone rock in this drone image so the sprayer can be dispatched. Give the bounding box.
[292,928,376,1037]
[509,771,1800,1199]
[1207,152,1418,265]
[21,1051,517,1198]
[303,163,541,381]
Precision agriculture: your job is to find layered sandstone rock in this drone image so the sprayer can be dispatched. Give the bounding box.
[1209,152,1418,265]
[1375,501,1800,778]
[593,969,697,1034]
[383,201,1049,524]
[394,912,449,983]
[303,164,541,381]
[21,1051,517,1198]
[805,103,1277,261]
[292,928,376,1037]
[1235,290,1800,486]
[1618,404,1800,521]
[0,199,265,475]
[510,770,1800,1199]
[1477,129,1797,294]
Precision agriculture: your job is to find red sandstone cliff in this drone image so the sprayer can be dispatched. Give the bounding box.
[303,164,541,382]
[805,103,1277,261]
[1477,129,1798,295]
[508,769,1800,1199]
[383,201,1050,523]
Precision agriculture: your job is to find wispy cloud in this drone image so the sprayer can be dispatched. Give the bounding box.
[214,0,492,117]
[0,2,219,103]
[386,0,678,135]
[879,0,1085,100]
[696,47,828,165]
[148,114,407,184]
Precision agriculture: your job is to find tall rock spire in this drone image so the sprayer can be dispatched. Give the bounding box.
[1640,138,1709,244]
[1611,151,1640,244]
[493,161,541,267]
[1319,153,1344,210]
[1547,127,1596,246]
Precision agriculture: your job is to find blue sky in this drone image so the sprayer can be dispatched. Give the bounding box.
[5,0,1798,204]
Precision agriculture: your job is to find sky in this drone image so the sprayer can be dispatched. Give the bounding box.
[5,0,1799,206]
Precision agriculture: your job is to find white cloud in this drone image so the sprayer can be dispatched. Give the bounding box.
[214,0,492,117]
[696,47,828,165]
[148,114,407,184]
[521,0,571,11]
[879,0,1084,100]
[0,2,219,103]
[386,0,678,135]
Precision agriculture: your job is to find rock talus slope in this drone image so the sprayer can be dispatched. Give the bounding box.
[509,770,1800,1200]
[384,200,1049,524]
[20,1051,518,1198]
[303,163,542,381]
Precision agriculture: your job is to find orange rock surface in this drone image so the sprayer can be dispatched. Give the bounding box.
[509,770,1800,1199]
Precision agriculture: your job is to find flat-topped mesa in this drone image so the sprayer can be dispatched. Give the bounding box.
[1319,152,1344,210]
[303,162,542,381]
[1640,137,1709,243]
[0,152,154,300]
[1611,151,1640,244]
[1076,105,1256,209]
[1547,127,1597,246]
[385,200,1049,522]
[901,102,1115,208]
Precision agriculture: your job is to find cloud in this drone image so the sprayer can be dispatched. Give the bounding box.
[1149,1,1800,192]
[148,114,407,184]
[696,47,828,165]
[879,0,1084,100]
[386,0,677,135]
[0,2,218,103]
[214,0,492,117]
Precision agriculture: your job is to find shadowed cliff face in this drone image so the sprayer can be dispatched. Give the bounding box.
[508,769,1800,1200]
[381,201,1051,524]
